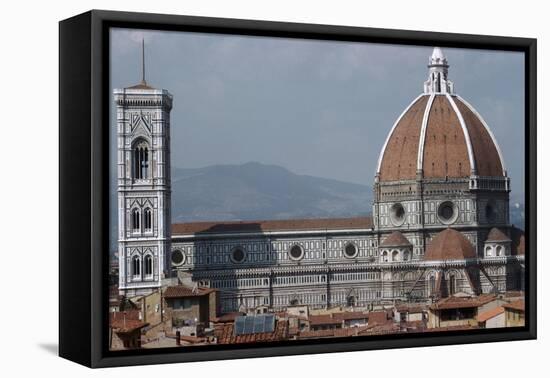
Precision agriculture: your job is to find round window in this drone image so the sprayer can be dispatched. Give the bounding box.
[171,250,185,266]
[289,244,304,261]
[390,203,406,226]
[437,201,457,224]
[231,247,246,263]
[344,243,358,258]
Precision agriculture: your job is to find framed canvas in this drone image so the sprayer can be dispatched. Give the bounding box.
[59,10,537,368]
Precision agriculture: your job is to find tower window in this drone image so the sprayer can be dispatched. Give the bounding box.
[449,274,456,295]
[144,255,153,277]
[429,276,436,296]
[133,141,150,179]
[132,256,141,277]
[131,208,140,232]
[144,208,152,231]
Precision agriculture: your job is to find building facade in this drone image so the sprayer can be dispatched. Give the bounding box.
[116,47,525,312]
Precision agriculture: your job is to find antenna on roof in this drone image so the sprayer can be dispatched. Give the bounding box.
[141,38,146,85]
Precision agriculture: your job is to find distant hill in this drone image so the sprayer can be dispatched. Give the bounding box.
[171,162,373,222]
[109,162,525,252]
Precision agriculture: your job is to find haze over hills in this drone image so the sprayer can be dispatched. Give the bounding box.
[171,162,373,222]
[109,162,525,251]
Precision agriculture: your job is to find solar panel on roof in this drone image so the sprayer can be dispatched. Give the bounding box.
[234,314,275,335]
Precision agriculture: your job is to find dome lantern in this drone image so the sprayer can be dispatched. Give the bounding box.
[424,47,454,94]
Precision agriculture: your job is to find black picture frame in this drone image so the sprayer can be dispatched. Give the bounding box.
[59,9,537,368]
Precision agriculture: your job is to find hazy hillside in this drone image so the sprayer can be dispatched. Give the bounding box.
[171,162,373,222]
[109,162,525,252]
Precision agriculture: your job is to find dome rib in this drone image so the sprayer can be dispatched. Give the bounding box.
[456,96,507,176]
[416,93,436,172]
[376,94,425,177]
[446,94,477,175]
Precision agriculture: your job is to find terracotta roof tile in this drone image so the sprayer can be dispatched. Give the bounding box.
[109,311,148,332]
[379,96,428,181]
[172,217,373,235]
[455,98,503,177]
[380,231,412,247]
[477,306,505,322]
[214,319,288,344]
[424,228,476,261]
[423,95,472,178]
[430,295,493,310]
[486,228,511,242]
[164,285,216,298]
[502,299,525,312]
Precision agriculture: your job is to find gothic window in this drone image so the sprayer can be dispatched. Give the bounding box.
[133,141,150,179]
[429,275,436,296]
[131,208,140,232]
[449,273,456,295]
[144,208,152,231]
[132,256,141,277]
[144,255,153,277]
[392,250,399,261]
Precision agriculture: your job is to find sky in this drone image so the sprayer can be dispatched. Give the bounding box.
[109,28,525,195]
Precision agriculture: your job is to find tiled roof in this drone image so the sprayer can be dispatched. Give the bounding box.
[380,231,412,247]
[309,314,341,326]
[477,306,505,322]
[172,217,373,235]
[308,311,370,326]
[424,228,477,261]
[430,295,495,310]
[486,228,511,242]
[214,319,288,344]
[378,95,504,181]
[502,299,525,312]
[395,304,427,313]
[366,310,393,325]
[164,285,216,298]
[109,311,148,332]
[213,312,245,323]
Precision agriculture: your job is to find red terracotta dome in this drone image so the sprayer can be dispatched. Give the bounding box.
[376,48,506,182]
[424,228,477,261]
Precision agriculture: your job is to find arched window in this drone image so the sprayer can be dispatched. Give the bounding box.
[485,245,493,257]
[392,250,399,261]
[131,208,140,232]
[144,255,153,277]
[144,208,152,231]
[132,256,141,277]
[429,276,436,296]
[382,251,389,262]
[133,141,150,179]
[496,245,504,257]
[449,274,456,295]
[403,250,409,261]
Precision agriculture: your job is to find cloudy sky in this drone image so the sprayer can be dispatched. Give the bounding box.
[110,28,525,195]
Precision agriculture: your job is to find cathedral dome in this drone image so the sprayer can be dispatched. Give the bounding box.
[376,48,506,182]
[424,228,477,261]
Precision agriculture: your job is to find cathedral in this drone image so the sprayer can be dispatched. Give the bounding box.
[115,47,525,314]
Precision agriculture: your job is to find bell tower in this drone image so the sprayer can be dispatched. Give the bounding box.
[115,41,173,295]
